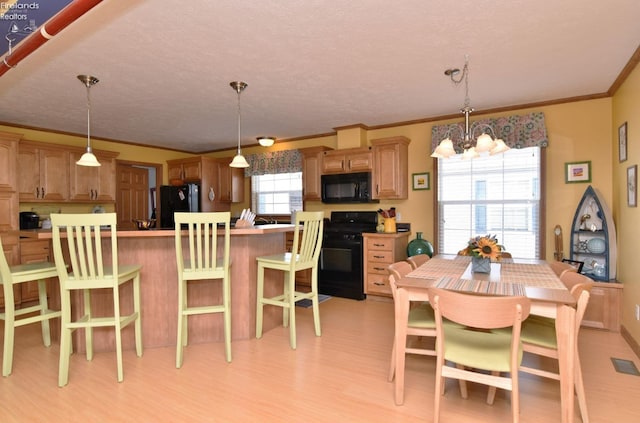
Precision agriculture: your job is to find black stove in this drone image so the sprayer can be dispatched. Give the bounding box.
[319,211,378,300]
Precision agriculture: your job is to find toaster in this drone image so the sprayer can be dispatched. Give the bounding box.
[20,211,40,229]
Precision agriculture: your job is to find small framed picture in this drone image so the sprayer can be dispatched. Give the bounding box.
[628,164,637,207]
[565,161,591,183]
[412,172,430,190]
[619,122,628,163]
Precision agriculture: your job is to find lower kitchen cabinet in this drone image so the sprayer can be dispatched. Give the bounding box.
[19,239,53,303]
[363,232,410,297]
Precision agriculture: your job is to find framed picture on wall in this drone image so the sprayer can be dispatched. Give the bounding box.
[628,164,637,207]
[412,172,430,190]
[619,122,628,163]
[565,161,591,183]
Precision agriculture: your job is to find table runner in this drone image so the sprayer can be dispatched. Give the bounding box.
[407,256,566,295]
[435,276,526,296]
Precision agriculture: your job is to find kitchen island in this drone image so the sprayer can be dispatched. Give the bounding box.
[19,224,295,352]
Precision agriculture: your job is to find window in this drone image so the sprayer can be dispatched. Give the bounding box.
[436,146,542,259]
[251,172,303,215]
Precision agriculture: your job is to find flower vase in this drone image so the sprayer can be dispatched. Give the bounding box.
[407,232,434,257]
[471,256,491,273]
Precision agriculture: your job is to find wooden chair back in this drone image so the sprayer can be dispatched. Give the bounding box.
[406,254,430,269]
[387,261,413,298]
[289,211,324,271]
[549,260,578,278]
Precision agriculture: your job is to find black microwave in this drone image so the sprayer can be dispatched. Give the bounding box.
[321,172,378,203]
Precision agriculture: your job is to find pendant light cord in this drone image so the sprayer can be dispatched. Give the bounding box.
[86,82,92,152]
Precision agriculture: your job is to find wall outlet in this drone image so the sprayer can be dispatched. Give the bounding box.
[636,304,640,321]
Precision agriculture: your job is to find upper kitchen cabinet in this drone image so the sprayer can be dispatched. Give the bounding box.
[217,158,245,204]
[18,140,69,202]
[167,157,202,182]
[69,149,119,202]
[301,146,332,201]
[322,147,373,174]
[569,185,617,281]
[371,136,410,200]
[0,132,19,192]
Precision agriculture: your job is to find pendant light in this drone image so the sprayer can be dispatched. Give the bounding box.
[76,74,101,166]
[229,81,249,168]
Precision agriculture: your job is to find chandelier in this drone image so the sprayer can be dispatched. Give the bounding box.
[229,81,250,168]
[431,56,509,160]
[76,75,101,167]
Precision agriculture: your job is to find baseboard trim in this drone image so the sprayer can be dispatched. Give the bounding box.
[621,325,640,359]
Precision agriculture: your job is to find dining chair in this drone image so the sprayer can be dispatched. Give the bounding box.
[387,261,438,405]
[406,254,430,269]
[501,252,513,259]
[518,273,594,422]
[428,287,531,423]
[1,237,61,377]
[549,260,579,278]
[174,212,232,366]
[255,211,324,349]
[51,213,143,386]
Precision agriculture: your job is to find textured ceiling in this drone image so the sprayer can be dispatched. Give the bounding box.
[0,0,639,153]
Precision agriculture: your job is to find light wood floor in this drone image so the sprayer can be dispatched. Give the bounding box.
[1,297,640,422]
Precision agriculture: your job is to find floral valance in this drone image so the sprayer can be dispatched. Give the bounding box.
[431,111,549,153]
[244,149,303,176]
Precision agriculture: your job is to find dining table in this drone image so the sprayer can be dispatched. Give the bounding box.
[393,254,578,423]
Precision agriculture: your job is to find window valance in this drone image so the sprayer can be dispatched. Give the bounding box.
[244,149,303,176]
[431,111,549,153]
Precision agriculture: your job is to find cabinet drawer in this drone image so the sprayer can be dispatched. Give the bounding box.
[367,261,390,274]
[366,273,391,296]
[20,240,50,258]
[366,237,394,250]
[366,249,393,263]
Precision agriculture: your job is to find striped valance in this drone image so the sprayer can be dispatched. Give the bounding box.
[244,149,303,176]
[431,111,549,153]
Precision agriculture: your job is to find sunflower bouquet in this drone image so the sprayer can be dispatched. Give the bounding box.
[459,234,505,261]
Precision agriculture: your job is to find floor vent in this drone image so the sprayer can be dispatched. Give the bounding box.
[611,358,640,376]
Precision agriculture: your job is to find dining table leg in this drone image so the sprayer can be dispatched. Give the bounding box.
[555,304,577,423]
[394,287,411,405]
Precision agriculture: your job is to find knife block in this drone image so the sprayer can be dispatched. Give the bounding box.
[234,219,254,228]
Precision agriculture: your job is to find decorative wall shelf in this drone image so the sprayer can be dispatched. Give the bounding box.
[570,185,617,281]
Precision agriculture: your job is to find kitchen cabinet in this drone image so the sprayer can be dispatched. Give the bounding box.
[363,232,410,297]
[168,157,202,182]
[18,141,69,201]
[0,233,19,308]
[168,156,245,212]
[69,150,119,202]
[19,239,52,303]
[371,136,410,200]
[301,146,332,201]
[322,147,372,174]
[217,158,245,203]
[0,133,19,233]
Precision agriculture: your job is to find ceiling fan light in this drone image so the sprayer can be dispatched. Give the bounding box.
[257,136,275,147]
[229,153,249,168]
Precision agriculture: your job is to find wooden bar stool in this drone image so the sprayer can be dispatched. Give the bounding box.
[1,236,61,377]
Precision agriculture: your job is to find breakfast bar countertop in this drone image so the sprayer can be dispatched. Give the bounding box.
[18,223,294,239]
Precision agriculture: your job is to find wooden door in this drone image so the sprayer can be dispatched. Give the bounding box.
[116,164,149,229]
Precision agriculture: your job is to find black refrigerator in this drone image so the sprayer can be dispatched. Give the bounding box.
[160,184,200,228]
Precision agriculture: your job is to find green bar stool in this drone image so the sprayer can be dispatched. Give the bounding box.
[1,236,61,377]
[174,212,232,367]
[255,211,324,349]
